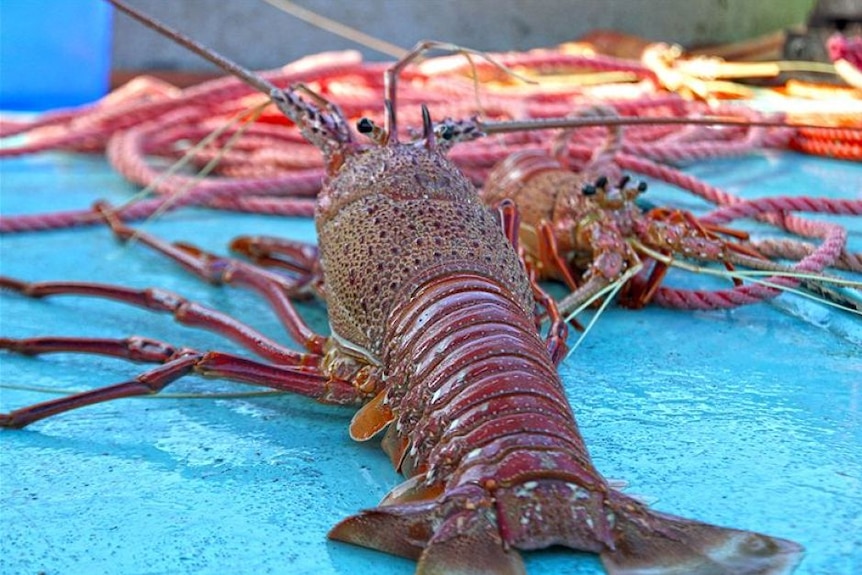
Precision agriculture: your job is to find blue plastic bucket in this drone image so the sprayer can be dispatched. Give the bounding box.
[0,1,113,111]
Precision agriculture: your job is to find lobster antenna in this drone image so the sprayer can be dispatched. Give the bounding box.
[480,115,862,133]
[564,265,642,358]
[262,0,408,58]
[384,100,397,144]
[248,1,858,135]
[383,40,535,138]
[632,241,862,314]
[108,0,278,97]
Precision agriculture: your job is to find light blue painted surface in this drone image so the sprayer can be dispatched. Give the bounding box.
[0,150,860,575]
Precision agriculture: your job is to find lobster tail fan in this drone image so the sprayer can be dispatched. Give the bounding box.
[329,500,526,575]
[328,503,434,560]
[416,508,526,575]
[600,508,804,575]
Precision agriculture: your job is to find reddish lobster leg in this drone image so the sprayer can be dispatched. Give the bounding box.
[95,201,326,354]
[229,236,321,275]
[0,276,312,364]
[497,199,569,364]
[228,235,325,298]
[0,334,362,429]
[1,335,180,363]
[0,212,383,429]
[0,273,374,428]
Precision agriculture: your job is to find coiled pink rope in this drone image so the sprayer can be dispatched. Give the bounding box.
[751,238,862,273]
[648,197,853,310]
[1,46,858,312]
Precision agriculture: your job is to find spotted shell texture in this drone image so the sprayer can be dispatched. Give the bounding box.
[316,145,534,356]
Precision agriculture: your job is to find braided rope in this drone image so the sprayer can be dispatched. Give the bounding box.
[603,154,858,309]
[750,238,862,273]
[654,198,849,308]
[1,46,859,313]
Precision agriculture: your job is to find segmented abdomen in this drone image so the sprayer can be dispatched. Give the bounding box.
[381,271,605,491]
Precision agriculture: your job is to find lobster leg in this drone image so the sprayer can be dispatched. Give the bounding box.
[229,235,325,299]
[0,346,363,429]
[498,200,570,361]
[1,335,179,362]
[0,276,310,365]
[619,258,670,309]
[96,202,327,354]
[229,235,321,276]
[528,271,569,365]
[537,220,581,291]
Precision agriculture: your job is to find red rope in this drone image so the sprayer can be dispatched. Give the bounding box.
[1,46,859,313]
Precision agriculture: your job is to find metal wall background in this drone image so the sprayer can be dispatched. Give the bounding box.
[112,0,815,71]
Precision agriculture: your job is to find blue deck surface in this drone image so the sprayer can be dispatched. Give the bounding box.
[0,149,860,575]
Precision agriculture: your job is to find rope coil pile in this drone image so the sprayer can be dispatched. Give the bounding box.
[1,42,859,311]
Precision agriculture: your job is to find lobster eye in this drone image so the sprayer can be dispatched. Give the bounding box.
[356,118,374,134]
[581,184,597,196]
[637,181,648,193]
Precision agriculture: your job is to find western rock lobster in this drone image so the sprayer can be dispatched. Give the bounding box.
[0,2,816,574]
[480,107,862,319]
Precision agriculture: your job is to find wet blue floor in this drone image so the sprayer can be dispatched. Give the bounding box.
[0,150,860,574]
